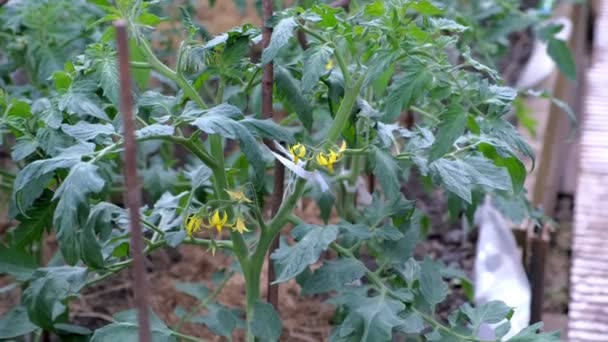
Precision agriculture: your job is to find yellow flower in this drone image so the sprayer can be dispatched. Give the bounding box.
[185,214,203,237]
[325,59,334,71]
[225,189,252,203]
[232,216,250,234]
[316,150,339,173]
[289,143,307,164]
[209,210,228,234]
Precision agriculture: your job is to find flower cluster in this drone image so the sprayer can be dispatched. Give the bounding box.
[185,190,252,237]
[287,141,347,173]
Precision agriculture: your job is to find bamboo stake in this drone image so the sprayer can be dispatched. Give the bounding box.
[115,20,151,342]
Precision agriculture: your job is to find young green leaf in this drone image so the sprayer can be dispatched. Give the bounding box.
[251,300,283,341]
[261,17,298,65]
[91,309,176,342]
[428,105,467,162]
[301,258,366,295]
[192,303,240,338]
[53,163,105,265]
[22,266,88,330]
[274,65,314,130]
[369,146,401,199]
[384,61,432,121]
[270,224,339,284]
[547,38,576,81]
[0,306,38,340]
[301,44,333,93]
[420,257,448,306]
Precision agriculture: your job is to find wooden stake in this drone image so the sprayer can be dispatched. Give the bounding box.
[115,20,151,342]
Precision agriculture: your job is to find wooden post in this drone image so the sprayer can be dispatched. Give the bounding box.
[115,20,151,342]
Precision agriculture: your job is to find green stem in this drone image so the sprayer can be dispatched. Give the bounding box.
[410,105,440,124]
[333,45,350,85]
[323,75,365,148]
[170,330,206,342]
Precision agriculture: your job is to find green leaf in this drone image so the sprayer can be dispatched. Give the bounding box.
[11,136,39,161]
[463,47,499,80]
[479,144,526,194]
[274,65,314,130]
[86,44,120,107]
[0,244,38,281]
[251,300,282,341]
[508,322,561,342]
[420,257,448,306]
[135,124,175,139]
[61,122,115,141]
[395,311,425,334]
[384,61,432,121]
[410,0,444,16]
[261,17,298,64]
[187,165,213,189]
[428,105,467,162]
[58,79,109,121]
[463,156,512,192]
[369,146,400,199]
[174,282,209,300]
[22,266,88,329]
[334,293,405,342]
[240,117,296,143]
[430,159,473,203]
[547,38,576,81]
[192,303,239,337]
[137,12,164,26]
[91,309,176,342]
[301,44,333,93]
[430,18,468,32]
[190,108,266,184]
[53,163,106,265]
[301,258,366,295]
[364,1,385,16]
[460,301,513,331]
[0,306,38,339]
[11,192,56,249]
[52,71,73,91]
[270,224,339,284]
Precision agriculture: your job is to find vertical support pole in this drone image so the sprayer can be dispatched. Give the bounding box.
[529,230,548,324]
[115,20,151,342]
[262,0,283,309]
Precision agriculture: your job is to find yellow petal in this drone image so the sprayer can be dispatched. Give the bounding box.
[325,59,334,71]
[219,211,228,225]
[225,189,252,203]
[316,152,328,166]
[233,217,250,234]
[339,141,347,153]
[211,210,220,225]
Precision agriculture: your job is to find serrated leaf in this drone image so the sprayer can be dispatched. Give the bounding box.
[261,17,298,64]
[192,303,239,337]
[11,192,56,249]
[61,122,115,141]
[22,266,88,329]
[91,309,176,342]
[270,224,339,284]
[460,301,512,331]
[0,306,38,339]
[547,38,576,81]
[369,147,401,199]
[410,0,444,16]
[508,322,561,342]
[53,163,105,265]
[428,105,467,162]
[12,144,94,214]
[430,18,468,32]
[11,136,38,161]
[430,159,473,203]
[384,61,432,121]
[58,79,109,121]
[251,300,282,341]
[274,65,314,130]
[420,257,448,306]
[302,44,333,92]
[174,282,209,300]
[240,118,296,143]
[190,109,266,184]
[301,258,366,295]
[0,244,38,282]
[135,123,175,139]
[395,311,425,334]
[86,44,120,107]
[336,293,405,342]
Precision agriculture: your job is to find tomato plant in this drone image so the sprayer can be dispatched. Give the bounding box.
[0,0,568,341]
